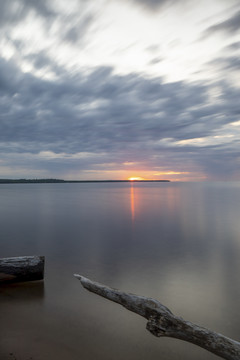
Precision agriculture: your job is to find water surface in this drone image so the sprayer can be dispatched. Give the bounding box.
[0,182,239,360]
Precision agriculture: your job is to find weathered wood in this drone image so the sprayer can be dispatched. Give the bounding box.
[0,256,45,283]
[74,274,240,360]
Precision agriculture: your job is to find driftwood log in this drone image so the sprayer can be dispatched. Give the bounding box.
[0,256,45,283]
[74,274,240,360]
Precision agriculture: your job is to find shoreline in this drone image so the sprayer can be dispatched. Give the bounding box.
[0,179,170,184]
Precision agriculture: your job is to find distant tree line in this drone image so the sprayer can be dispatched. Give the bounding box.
[0,179,65,184]
[0,179,170,184]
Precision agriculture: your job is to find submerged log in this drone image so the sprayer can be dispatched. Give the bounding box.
[0,256,45,283]
[74,274,240,360]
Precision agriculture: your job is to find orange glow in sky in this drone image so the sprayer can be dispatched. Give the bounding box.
[128,177,145,181]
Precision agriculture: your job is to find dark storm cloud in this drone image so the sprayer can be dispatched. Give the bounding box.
[202,10,240,38]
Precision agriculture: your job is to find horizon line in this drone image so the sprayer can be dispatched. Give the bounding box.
[0,178,171,183]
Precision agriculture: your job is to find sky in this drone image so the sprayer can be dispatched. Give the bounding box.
[0,0,240,181]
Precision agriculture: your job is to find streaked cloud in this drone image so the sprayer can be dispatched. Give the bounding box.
[0,0,240,180]
[203,10,240,37]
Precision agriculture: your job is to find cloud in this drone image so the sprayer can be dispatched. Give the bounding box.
[0,0,240,180]
[148,56,163,65]
[63,13,95,44]
[0,59,238,152]
[202,9,240,38]
[210,56,240,72]
[1,49,240,179]
[225,41,240,51]
[132,0,169,9]
[129,0,177,11]
[25,51,54,71]
[0,0,56,28]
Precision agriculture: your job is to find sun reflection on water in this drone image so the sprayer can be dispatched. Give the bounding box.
[130,183,135,222]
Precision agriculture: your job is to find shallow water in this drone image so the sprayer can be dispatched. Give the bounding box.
[0,182,240,360]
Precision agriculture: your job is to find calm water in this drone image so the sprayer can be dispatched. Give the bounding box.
[0,182,240,360]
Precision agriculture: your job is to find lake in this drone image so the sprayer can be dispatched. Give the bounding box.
[0,182,240,360]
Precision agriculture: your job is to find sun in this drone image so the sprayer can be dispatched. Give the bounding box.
[128,177,145,181]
